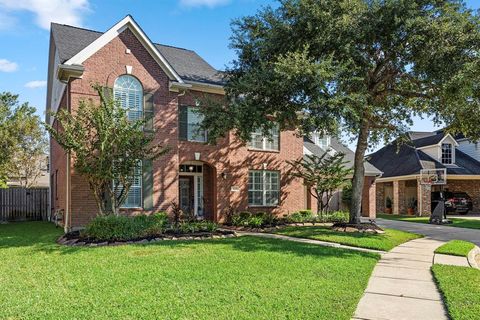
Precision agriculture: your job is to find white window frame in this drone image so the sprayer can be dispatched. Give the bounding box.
[186,107,207,143]
[441,143,453,164]
[113,75,143,122]
[248,125,280,151]
[248,170,280,207]
[115,161,143,209]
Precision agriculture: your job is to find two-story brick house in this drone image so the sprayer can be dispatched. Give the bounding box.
[47,16,378,231]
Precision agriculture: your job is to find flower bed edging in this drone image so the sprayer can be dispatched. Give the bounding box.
[57,230,238,247]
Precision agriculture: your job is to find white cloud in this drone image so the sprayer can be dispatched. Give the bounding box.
[179,0,230,8]
[0,59,18,72]
[25,80,47,88]
[0,0,90,30]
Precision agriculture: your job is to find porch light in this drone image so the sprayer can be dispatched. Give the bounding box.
[188,166,195,172]
[222,172,228,180]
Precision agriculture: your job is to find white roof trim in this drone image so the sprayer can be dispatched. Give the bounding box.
[64,15,183,83]
[438,133,459,147]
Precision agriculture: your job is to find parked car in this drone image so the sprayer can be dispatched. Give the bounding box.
[431,191,473,215]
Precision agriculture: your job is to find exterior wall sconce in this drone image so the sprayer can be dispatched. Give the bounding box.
[221,172,228,180]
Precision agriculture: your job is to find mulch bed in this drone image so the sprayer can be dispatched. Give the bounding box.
[221,222,333,233]
[331,222,385,234]
[57,229,237,247]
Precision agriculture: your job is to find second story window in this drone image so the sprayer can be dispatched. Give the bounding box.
[113,75,143,121]
[248,125,280,151]
[179,106,207,142]
[441,143,453,164]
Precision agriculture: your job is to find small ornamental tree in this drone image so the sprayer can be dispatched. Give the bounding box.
[199,0,480,224]
[46,84,168,216]
[288,152,352,217]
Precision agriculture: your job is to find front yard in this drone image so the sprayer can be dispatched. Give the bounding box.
[377,214,480,230]
[274,226,422,251]
[432,264,480,320]
[0,222,379,320]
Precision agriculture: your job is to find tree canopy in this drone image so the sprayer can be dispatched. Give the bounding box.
[200,0,480,223]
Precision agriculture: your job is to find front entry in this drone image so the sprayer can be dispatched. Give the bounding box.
[179,167,204,218]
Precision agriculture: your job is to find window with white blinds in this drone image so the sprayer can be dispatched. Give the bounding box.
[248,125,280,151]
[115,161,143,208]
[113,75,143,121]
[248,170,280,206]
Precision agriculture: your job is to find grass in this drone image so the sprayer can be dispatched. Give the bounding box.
[377,214,480,230]
[432,264,480,320]
[274,226,422,251]
[435,240,476,257]
[0,222,380,320]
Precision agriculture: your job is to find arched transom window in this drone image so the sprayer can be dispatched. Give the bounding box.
[113,75,143,121]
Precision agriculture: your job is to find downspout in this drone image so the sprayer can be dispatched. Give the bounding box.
[59,78,71,233]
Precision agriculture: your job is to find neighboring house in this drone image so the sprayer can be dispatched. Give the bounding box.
[7,155,49,188]
[303,134,382,217]
[368,131,480,215]
[46,15,380,230]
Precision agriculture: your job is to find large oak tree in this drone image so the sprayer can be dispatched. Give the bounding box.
[200,0,480,224]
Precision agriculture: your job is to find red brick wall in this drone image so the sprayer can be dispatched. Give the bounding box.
[52,27,307,228]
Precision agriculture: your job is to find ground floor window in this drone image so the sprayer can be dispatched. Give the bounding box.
[116,161,143,208]
[248,170,280,206]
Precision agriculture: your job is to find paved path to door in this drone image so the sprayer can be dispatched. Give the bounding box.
[353,237,448,320]
[375,218,480,246]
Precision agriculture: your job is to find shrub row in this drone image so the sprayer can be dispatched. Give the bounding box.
[82,213,218,241]
[226,209,349,228]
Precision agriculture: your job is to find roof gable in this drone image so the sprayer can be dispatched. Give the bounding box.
[61,15,183,83]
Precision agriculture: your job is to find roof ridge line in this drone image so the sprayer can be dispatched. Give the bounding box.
[51,22,104,34]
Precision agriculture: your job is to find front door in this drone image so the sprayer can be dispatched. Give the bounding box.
[179,177,192,215]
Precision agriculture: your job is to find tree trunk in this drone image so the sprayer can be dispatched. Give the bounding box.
[349,120,369,224]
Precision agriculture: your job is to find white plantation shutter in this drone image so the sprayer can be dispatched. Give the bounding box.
[113,75,144,208]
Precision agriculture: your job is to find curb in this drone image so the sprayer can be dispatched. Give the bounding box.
[467,245,480,269]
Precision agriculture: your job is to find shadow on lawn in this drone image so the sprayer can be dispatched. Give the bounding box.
[0,222,379,260]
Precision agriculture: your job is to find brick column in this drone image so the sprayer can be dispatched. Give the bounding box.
[376,182,385,213]
[417,179,432,216]
[362,176,377,218]
[393,180,406,214]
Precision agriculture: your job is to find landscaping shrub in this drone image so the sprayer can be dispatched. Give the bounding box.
[246,216,264,228]
[287,210,313,223]
[319,211,349,223]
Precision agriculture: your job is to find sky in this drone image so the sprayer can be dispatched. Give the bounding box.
[0,0,479,150]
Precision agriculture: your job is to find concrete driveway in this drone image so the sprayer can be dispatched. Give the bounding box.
[375,218,480,246]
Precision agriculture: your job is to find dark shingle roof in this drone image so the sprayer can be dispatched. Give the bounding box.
[368,132,480,178]
[303,137,382,176]
[51,23,225,85]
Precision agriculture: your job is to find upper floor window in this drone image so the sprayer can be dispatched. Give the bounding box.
[312,133,330,150]
[441,143,453,164]
[113,75,143,121]
[248,125,280,151]
[179,106,207,142]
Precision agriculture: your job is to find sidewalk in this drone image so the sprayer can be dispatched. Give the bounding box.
[353,238,448,320]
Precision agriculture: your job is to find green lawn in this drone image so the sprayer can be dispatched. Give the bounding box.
[0,222,380,320]
[274,226,422,251]
[435,240,476,257]
[432,264,480,320]
[377,214,480,230]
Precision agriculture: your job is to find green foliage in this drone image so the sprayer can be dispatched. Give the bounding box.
[46,84,168,215]
[342,184,352,205]
[199,0,480,224]
[385,197,393,209]
[289,152,352,215]
[83,214,168,241]
[432,265,480,320]
[434,240,475,257]
[0,92,46,188]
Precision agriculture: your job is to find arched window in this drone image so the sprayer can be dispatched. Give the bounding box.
[113,75,143,208]
[113,75,143,121]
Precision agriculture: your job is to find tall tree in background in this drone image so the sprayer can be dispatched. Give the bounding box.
[0,92,47,188]
[289,152,352,216]
[46,85,167,216]
[200,0,480,224]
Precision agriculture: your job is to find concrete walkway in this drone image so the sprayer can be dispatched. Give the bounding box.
[353,238,448,320]
[236,231,385,254]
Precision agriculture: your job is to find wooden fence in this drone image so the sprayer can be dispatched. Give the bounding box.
[0,188,49,222]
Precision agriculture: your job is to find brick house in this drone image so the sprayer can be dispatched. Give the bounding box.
[46,16,379,231]
[368,130,480,215]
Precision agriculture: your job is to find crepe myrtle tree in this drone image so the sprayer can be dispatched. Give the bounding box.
[288,152,352,217]
[199,0,480,224]
[46,84,168,216]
